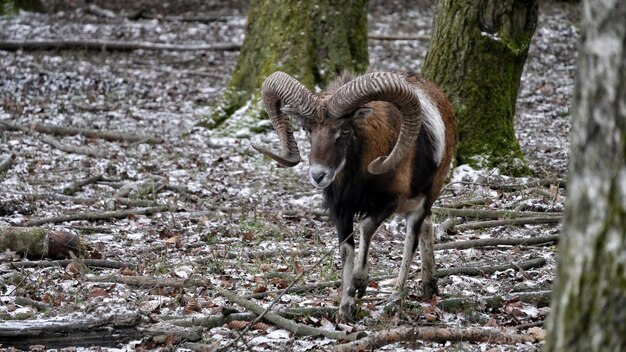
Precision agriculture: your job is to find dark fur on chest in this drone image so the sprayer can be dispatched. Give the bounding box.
[322,125,438,223]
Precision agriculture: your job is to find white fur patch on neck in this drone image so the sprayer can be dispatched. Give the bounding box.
[414,87,446,165]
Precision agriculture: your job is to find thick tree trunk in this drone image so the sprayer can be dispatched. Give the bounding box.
[206,0,369,130]
[422,0,537,175]
[544,1,626,351]
[0,0,44,15]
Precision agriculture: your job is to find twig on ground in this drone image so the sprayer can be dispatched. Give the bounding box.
[437,290,552,313]
[27,192,98,205]
[332,326,535,351]
[453,216,561,231]
[85,3,116,18]
[21,122,165,144]
[432,207,562,220]
[436,257,546,278]
[62,173,103,195]
[440,198,490,208]
[218,234,356,351]
[435,234,559,251]
[14,296,52,311]
[11,259,127,269]
[22,205,173,227]
[434,217,463,239]
[0,39,242,52]
[84,274,205,288]
[214,286,361,342]
[0,154,16,174]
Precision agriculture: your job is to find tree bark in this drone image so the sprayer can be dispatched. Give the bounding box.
[544,1,626,351]
[0,0,44,16]
[422,0,538,175]
[206,0,369,130]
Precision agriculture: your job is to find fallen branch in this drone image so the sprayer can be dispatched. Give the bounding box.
[0,227,80,259]
[39,133,108,157]
[214,286,360,341]
[62,173,103,195]
[24,122,164,144]
[85,3,116,18]
[0,153,16,174]
[1,120,108,158]
[26,192,98,205]
[454,216,561,231]
[84,274,205,288]
[332,326,534,351]
[432,207,561,220]
[0,312,142,349]
[11,259,126,269]
[167,307,338,329]
[436,257,546,278]
[438,290,552,313]
[0,39,242,52]
[435,234,559,251]
[22,205,173,227]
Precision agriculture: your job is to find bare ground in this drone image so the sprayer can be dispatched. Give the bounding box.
[0,1,578,351]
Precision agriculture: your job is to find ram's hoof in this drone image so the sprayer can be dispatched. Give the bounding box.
[351,272,370,299]
[337,297,356,323]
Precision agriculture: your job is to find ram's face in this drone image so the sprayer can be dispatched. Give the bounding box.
[306,119,352,188]
[301,107,372,188]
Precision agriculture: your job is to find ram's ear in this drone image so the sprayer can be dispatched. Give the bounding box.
[280,106,302,119]
[351,107,374,120]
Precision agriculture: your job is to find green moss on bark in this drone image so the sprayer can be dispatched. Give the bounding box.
[422,0,537,176]
[1,0,44,15]
[205,0,369,132]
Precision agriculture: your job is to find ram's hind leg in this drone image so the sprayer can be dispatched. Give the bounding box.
[418,215,438,297]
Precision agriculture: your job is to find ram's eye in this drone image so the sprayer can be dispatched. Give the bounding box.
[341,126,351,135]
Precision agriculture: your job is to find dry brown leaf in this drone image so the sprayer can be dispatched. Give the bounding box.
[251,322,272,331]
[88,286,109,298]
[65,262,80,274]
[227,320,248,330]
[120,267,135,276]
[253,285,267,293]
[528,326,546,341]
[242,231,255,241]
[270,277,289,289]
[165,235,181,247]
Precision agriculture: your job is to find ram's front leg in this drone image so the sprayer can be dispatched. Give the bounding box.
[351,204,396,299]
[336,217,356,323]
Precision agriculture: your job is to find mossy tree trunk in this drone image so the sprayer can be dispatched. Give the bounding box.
[544,1,626,351]
[206,0,369,131]
[421,0,537,175]
[0,0,45,15]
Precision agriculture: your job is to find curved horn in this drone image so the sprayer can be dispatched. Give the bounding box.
[251,71,317,167]
[327,72,422,175]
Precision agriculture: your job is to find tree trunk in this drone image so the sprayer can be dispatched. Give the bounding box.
[544,1,626,351]
[421,0,537,176]
[206,0,369,131]
[0,0,45,15]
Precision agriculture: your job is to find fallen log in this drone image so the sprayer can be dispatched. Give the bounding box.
[0,227,80,259]
[0,312,142,349]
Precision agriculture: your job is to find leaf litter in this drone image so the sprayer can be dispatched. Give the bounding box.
[0,1,577,351]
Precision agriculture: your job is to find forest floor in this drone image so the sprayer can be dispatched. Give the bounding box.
[0,1,578,351]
